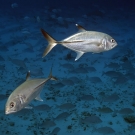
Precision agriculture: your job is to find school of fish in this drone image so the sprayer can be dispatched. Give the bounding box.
[5,24,117,114]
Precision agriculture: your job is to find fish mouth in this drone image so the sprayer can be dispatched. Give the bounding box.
[5,110,10,115]
[115,42,118,47]
[5,110,16,115]
[112,43,117,49]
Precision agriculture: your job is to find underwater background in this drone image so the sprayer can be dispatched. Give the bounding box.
[0,0,135,134]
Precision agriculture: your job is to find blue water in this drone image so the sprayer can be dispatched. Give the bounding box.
[0,0,135,135]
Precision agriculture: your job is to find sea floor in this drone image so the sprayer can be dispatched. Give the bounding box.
[0,5,135,135]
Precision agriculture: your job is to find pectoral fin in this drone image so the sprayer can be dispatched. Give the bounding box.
[75,51,84,61]
[25,105,33,109]
[35,94,43,101]
[101,38,107,49]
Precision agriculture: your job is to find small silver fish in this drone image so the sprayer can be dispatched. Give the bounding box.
[41,24,117,61]
[5,67,57,114]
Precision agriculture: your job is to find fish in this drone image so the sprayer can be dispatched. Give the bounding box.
[41,24,117,61]
[89,76,102,84]
[86,66,96,72]
[0,55,4,61]
[50,127,60,135]
[103,93,119,102]
[61,78,74,86]
[96,107,113,113]
[73,67,88,73]
[54,112,70,120]
[104,62,119,69]
[5,67,57,114]
[58,103,76,110]
[34,104,52,111]
[102,71,123,78]
[118,108,134,114]
[11,3,18,8]
[9,57,26,69]
[79,94,95,101]
[96,126,115,134]
[80,115,102,124]
[38,119,56,129]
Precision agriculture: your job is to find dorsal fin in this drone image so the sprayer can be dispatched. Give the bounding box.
[26,70,30,80]
[48,64,57,81]
[75,24,86,32]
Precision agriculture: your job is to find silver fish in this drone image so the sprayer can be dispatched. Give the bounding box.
[5,67,57,114]
[41,24,117,61]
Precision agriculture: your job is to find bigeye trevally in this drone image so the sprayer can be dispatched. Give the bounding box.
[5,67,57,114]
[41,24,117,61]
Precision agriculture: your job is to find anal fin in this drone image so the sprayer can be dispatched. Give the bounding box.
[35,94,43,101]
[75,51,84,61]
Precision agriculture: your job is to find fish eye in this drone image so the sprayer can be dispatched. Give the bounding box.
[111,39,115,43]
[10,102,15,108]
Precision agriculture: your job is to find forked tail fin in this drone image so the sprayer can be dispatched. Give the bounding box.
[41,29,57,58]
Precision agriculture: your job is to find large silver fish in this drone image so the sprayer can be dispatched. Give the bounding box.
[41,24,117,61]
[5,67,57,114]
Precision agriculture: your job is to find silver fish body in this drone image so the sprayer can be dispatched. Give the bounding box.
[5,68,56,114]
[41,24,117,61]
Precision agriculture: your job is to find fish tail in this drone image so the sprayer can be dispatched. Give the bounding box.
[41,29,57,58]
[48,65,57,81]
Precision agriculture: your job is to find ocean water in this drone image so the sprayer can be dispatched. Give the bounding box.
[0,0,135,135]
